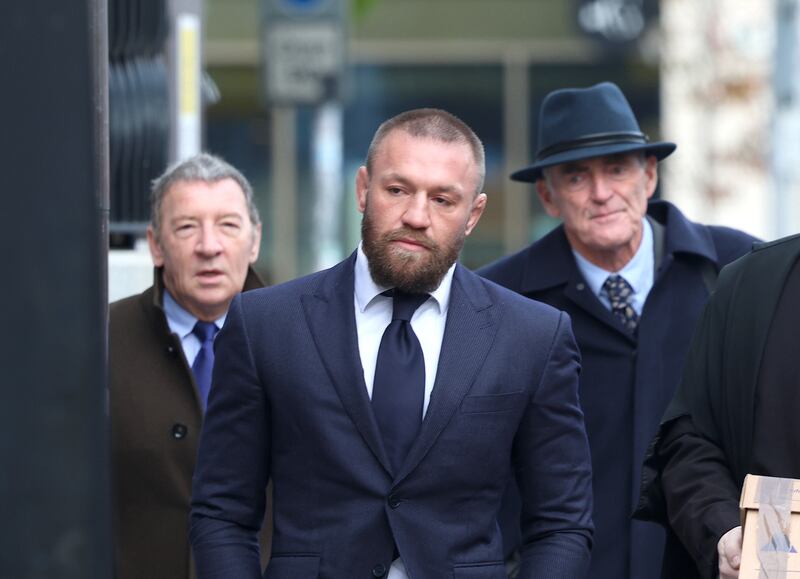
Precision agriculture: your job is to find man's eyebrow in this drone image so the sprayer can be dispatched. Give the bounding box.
[378,173,464,196]
[379,172,413,185]
[559,163,588,174]
[169,212,244,222]
[169,215,199,223]
[431,184,461,195]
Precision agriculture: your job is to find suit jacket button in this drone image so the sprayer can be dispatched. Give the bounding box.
[372,563,387,577]
[171,424,187,439]
[388,494,401,509]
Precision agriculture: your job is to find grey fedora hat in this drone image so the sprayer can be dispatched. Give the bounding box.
[511,82,676,182]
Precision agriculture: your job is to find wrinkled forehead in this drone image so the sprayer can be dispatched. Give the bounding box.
[159,178,253,221]
[371,132,482,191]
[164,178,247,205]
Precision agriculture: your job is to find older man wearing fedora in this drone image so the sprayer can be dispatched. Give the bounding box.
[478,82,757,579]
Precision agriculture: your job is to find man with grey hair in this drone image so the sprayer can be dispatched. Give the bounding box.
[189,108,593,578]
[478,82,756,579]
[110,153,269,579]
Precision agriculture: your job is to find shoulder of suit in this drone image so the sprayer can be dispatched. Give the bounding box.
[109,285,156,321]
[108,286,174,360]
[703,225,759,267]
[751,232,800,252]
[716,232,800,287]
[109,293,139,314]
[239,264,334,305]
[704,222,759,248]
[476,226,566,290]
[478,278,570,344]
[476,243,531,277]
[477,272,563,320]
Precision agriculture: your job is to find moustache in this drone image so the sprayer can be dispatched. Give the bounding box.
[383,229,437,251]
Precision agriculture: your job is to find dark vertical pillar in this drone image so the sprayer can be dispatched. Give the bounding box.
[0,1,111,578]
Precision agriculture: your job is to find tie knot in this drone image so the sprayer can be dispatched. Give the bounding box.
[603,274,634,301]
[192,321,218,343]
[390,290,429,322]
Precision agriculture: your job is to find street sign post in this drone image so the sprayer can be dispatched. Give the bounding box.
[262,0,347,104]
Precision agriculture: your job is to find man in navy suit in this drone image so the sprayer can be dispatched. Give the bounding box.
[189,108,594,579]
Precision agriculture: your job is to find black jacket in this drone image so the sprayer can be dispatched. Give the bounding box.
[637,234,800,578]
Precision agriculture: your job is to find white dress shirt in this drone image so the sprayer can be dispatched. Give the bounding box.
[571,218,655,316]
[353,244,454,579]
[162,290,225,366]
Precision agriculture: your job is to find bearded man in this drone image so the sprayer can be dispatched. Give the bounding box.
[189,108,594,579]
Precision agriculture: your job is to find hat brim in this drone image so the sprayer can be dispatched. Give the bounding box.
[510,141,677,183]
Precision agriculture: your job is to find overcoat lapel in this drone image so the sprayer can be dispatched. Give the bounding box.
[301,254,393,475]
[563,274,636,342]
[522,227,635,342]
[395,265,499,483]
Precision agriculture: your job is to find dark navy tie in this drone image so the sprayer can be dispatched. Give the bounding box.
[191,321,218,411]
[603,274,639,332]
[372,290,429,474]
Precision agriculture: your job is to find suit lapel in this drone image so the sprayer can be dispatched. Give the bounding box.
[562,272,635,337]
[301,254,393,475]
[395,265,499,483]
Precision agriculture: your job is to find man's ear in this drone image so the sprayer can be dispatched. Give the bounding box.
[356,166,369,213]
[464,193,487,236]
[643,155,658,200]
[147,225,165,267]
[536,178,561,219]
[248,223,262,263]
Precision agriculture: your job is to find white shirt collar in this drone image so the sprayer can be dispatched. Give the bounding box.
[354,243,454,314]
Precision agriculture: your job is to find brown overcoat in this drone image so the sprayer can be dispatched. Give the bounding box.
[110,268,270,579]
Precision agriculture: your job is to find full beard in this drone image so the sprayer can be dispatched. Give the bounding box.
[361,209,464,294]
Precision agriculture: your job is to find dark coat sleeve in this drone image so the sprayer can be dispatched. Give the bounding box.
[658,418,741,578]
[190,294,268,579]
[516,312,594,579]
[636,261,748,579]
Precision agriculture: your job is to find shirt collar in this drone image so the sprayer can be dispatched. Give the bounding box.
[354,243,453,314]
[572,218,654,297]
[162,289,227,338]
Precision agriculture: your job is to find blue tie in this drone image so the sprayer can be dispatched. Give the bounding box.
[372,290,429,474]
[191,321,218,411]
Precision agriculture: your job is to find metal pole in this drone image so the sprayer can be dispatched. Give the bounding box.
[167,0,204,162]
[311,102,345,271]
[271,106,299,282]
[503,57,532,253]
[773,0,799,238]
[0,1,112,577]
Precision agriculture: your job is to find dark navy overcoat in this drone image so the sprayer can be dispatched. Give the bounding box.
[478,200,756,579]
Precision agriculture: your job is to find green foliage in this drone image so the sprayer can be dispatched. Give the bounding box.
[353,0,379,21]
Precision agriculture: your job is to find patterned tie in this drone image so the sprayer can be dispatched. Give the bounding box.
[191,321,218,411]
[371,289,429,474]
[603,274,639,332]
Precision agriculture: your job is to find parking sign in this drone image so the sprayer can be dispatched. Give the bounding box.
[263,0,347,103]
